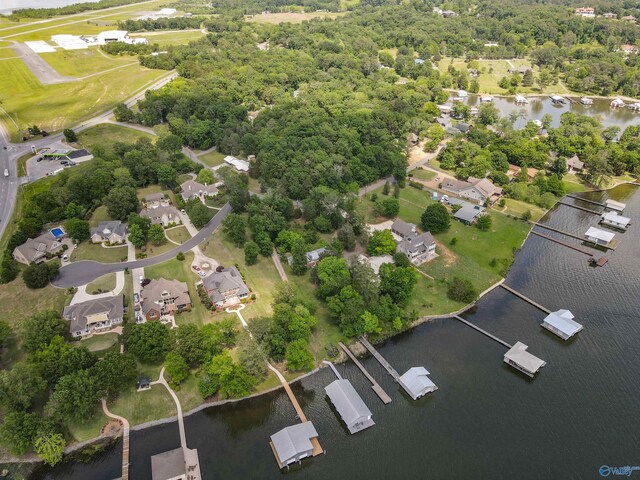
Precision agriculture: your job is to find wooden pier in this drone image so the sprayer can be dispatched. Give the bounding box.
[339,342,392,404]
[500,284,551,314]
[557,201,601,215]
[530,231,593,255]
[452,315,512,349]
[358,337,400,381]
[566,194,605,207]
[533,223,617,250]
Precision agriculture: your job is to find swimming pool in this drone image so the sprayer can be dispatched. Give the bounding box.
[50,227,65,239]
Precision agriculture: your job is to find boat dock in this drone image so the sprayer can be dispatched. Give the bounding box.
[322,360,342,379]
[557,201,601,215]
[500,284,551,314]
[452,315,512,349]
[566,194,605,207]
[339,342,392,404]
[358,337,400,381]
[530,230,593,255]
[533,223,617,250]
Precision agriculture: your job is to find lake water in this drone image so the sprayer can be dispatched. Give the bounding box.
[459,95,640,131]
[33,183,640,479]
[0,0,100,16]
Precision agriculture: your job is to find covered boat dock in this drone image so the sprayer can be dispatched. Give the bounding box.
[541,310,584,340]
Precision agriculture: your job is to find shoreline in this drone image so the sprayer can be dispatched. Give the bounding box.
[444,89,640,103]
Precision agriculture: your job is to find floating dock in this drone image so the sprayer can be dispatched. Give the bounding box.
[452,315,512,348]
[358,337,400,381]
[500,284,551,314]
[338,342,392,404]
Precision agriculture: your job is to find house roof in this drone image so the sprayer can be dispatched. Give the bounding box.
[454,204,486,223]
[306,248,327,263]
[13,232,62,262]
[150,448,186,480]
[202,266,249,303]
[504,342,546,374]
[142,278,190,316]
[566,155,584,169]
[467,177,503,197]
[585,227,615,243]
[180,179,219,200]
[91,221,127,239]
[145,192,166,202]
[605,199,626,211]
[397,232,435,256]
[542,310,583,337]
[399,367,437,398]
[456,122,470,133]
[66,149,92,160]
[601,211,630,226]
[223,155,250,172]
[139,205,181,223]
[325,379,374,433]
[391,219,417,238]
[63,295,124,333]
[270,422,318,463]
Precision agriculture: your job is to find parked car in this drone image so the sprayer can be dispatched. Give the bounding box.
[141,278,151,287]
[192,265,201,271]
[180,209,186,214]
[198,271,206,277]
[60,160,69,166]
[139,275,144,284]
[62,254,68,262]
[37,157,43,162]
[133,293,139,303]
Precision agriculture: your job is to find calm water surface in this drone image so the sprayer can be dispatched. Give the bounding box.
[36,184,640,480]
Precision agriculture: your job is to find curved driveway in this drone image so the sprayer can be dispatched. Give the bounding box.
[53,203,231,288]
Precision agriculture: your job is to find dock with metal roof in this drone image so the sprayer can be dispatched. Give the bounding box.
[533,223,618,250]
[338,342,392,404]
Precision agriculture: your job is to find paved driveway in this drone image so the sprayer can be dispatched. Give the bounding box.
[53,203,231,288]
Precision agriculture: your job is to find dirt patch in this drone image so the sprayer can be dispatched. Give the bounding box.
[434,239,458,267]
[101,419,123,437]
[408,142,427,165]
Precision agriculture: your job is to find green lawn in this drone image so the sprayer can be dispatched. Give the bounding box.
[72,241,128,263]
[16,152,33,177]
[136,184,177,205]
[110,383,177,428]
[77,332,119,353]
[197,150,226,167]
[410,168,436,181]
[88,205,112,227]
[200,234,283,321]
[78,124,156,156]
[130,30,206,47]
[137,240,175,259]
[495,198,547,222]
[40,48,138,78]
[165,226,191,245]
[87,273,117,293]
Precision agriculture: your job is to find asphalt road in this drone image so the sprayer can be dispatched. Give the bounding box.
[52,203,231,288]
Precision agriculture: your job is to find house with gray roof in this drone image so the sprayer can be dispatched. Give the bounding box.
[325,379,375,434]
[144,192,169,208]
[13,232,65,265]
[141,278,191,321]
[140,205,182,227]
[453,203,486,225]
[541,310,583,340]
[91,221,127,244]
[180,179,219,202]
[63,295,124,337]
[503,342,546,377]
[150,448,186,480]
[201,266,250,308]
[566,154,585,174]
[441,176,503,205]
[397,232,436,265]
[398,367,438,400]
[270,422,319,468]
[391,219,417,239]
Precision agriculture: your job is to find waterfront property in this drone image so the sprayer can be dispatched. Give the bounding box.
[398,367,438,400]
[453,202,486,225]
[91,221,128,244]
[585,227,615,246]
[201,267,250,308]
[325,379,375,434]
[600,211,630,230]
[13,231,65,265]
[441,176,502,205]
[63,295,124,337]
[270,422,320,468]
[565,155,585,174]
[150,448,186,480]
[141,278,191,321]
[541,310,583,340]
[605,199,626,213]
[503,342,547,377]
[396,231,436,265]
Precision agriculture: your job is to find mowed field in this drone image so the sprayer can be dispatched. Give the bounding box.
[39,48,138,77]
[130,29,206,47]
[246,12,346,24]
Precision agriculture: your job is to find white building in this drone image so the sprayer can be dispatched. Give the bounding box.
[223,155,250,172]
[325,379,375,434]
[600,211,630,229]
[574,7,595,17]
[398,367,438,400]
[503,342,546,377]
[585,227,615,246]
[541,310,583,340]
[270,422,319,468]
[605,199,626,212]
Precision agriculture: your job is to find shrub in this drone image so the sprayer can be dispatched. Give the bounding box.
[447,277,478,303]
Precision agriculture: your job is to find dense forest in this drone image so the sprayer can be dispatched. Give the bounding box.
[2,0,139,20]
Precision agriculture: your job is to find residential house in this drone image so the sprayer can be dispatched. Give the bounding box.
[13,232,65,265]
[91,221,127,244]
[603,12,617,19]
[63,295,124,337]
[180,179,219,202]
[141,278,191,321]
[622,15,636,22]
[565,154,584,174]
[140,205,182,227]
[507,164,539,181]
[446,198,486,225]
[397,232,437,265]
[223,155,250,172]
[144,193,169,208]
[574,7,595,17]
[391,219,417,239]
[441,176,503,204]
[441,10,457,17]
[202,266,250,308]
[455,122,471,133]
[621,44,638,55]
[325,379,375,434]
[305,247,327,267]
[508,66,530,75]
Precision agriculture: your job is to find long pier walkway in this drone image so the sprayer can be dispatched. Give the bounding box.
[533,223,617,250]
[566,194,605,207]
[530,231,594,255]
[452,315,512,349]
[358,337,400,381]
[500,284,551,314]
[266,364,324,456]
[338,342,392,404]
[557,201,601,215]
[101,399,130,480]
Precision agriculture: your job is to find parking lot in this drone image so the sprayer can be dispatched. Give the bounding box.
[25,142,93,180]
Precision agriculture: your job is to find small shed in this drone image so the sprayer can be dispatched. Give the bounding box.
[605,199,626,213]
[270,422,319,468]
[398,367,438,400]
[541,310,583,340]
[503,342,546,377]
[325,379,375,434]
[585,227,615,246]
[600,211,630,229]
[150,448,186,480]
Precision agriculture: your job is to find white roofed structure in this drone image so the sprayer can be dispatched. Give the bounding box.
[325,379,375,434]
[541,310,583,340]
[600,211,630,229]
[605,199,626,212]
[503,342,546,377]
[270,422,319,468]
[585,227,615,246]
[398,367,438,400]
[223,155,250,172]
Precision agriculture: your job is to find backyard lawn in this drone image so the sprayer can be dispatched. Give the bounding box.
[410,168,437,181]
[136,184,176,205]
[165,226,191,245]
[494,198,547,222]
[78,332,119,353]
[78,124,155,156]
[197,150,226,167]
[72,241,128,263]
[87,273,117,293]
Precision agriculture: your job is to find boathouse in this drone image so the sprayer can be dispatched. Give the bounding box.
[600,211,630,229]
[514,94,528,104]
[325,379,375,434]
[541,310,584,340]
[585,227,615,246]
[605,199,626,212]
[150,448,186,480]
[503,342,546,377]
[551,95,565,104]
[398,367,438,400]
[270,422,319,468]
